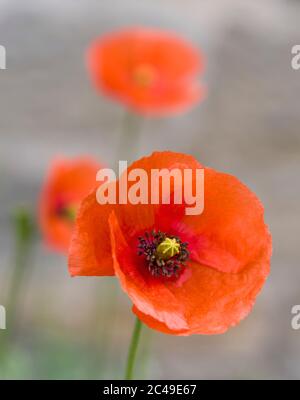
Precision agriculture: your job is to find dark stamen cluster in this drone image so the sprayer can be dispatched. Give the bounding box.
[55,202,76,222]
[137,230,189,278]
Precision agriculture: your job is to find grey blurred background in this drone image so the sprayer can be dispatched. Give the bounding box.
[0,0,300,379]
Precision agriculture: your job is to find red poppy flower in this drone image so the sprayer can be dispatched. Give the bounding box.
[87,27,205,116]
[68,152,272,335]
[39,157,101,253]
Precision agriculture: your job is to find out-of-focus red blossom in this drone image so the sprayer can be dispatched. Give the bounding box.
[39,157,101,253]
[68,152,272,335]
[86,27,205,116]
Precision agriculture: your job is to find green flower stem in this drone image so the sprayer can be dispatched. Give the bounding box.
[119,111,142,163]
[125,317,143,380]
[4,209,34,349]
[139,326,152,379]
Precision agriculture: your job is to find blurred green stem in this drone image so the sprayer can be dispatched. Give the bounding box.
[119,111,141,163]
[6,208,34,341]
[125,317,143,380]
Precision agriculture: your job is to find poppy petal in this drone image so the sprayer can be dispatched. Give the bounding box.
[109,211,189,331]
[116,151,203,234]
[87,27,204,116]
[68,191,115,276]
[39,157,100,253]
[156,167,270,274]
[168,252,271,335]
[110,209,271,334]
[68,151,201,276]
[132,306,190,336]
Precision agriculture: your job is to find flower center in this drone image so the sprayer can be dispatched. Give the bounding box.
[156,238,180,260]
[137,230,189,278]
[133,64,156,87]
[56,204,77,222]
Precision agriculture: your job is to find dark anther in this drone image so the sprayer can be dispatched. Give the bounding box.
[137,230,189,278]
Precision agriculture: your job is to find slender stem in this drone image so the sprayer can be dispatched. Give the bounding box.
[4,209,34,346]
[125,317,143,380]
[118,111,142,163]
[139,326,152,379]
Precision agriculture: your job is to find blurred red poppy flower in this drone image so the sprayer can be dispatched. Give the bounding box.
[68,152,271,335]
[87,27,205,116]
[39,157,101,253]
